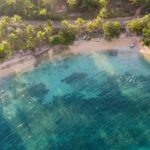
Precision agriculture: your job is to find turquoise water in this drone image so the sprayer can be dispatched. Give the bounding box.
[0,51,150,150]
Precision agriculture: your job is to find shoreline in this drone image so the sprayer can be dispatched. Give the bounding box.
[0,55,36,78]
[69,36,140,54]
[0,36,145,78]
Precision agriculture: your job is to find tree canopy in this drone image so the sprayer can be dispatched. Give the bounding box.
[67,0,103,9]
[0,0,149,61]
[127,14,150,46]
[102,21,121,41]
[129,0,150,5]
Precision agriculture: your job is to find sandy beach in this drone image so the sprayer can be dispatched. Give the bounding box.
[0,55,36,78]
[69,36,140,54]
[0,36,146,78]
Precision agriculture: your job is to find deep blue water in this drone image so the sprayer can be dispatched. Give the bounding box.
[0,51,150,150]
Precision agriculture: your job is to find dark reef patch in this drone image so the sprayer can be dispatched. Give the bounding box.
[46,73,150,149]
[0,107,25,150]
[16,108,31,133]
[61,72,88,84]
[105,49,118,56]
[25,83,49,99]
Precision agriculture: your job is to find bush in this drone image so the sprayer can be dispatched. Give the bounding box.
[102,21,121,41]
[0,41,11,60]
[127,18,145,35]
[58,29,76,45]
[49,29,76,45]
[127,14,150,35]
[49,35,62,45]
[67,0,102,9]
[142,24,150,46]
[126,14,150,46]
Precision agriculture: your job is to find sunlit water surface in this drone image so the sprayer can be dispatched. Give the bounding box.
[0,51,150,150]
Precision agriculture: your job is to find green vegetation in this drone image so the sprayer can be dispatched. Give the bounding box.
[0,15,78,59]
[0,0,149,20]
[0,11,150,60]
[0,41,11,59]
[0,16,53,59]
[142,24,150,46]
[102,21,121,41]
[0,0,149,61]
[127,18,145,35]
[50,20,76,45]
[0,0,65,20]
[129,0,149,5]
[127,14,150,46]
[67,0,106,10]
[50,29,76,45]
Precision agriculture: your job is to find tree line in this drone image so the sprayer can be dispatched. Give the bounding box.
[0,0,107,19]
[0,0,62,20]
[0,13,149,60]
[0,0,149,20]
[127,14,150,46]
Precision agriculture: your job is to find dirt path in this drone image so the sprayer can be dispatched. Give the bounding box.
[6,16,139,29]
[135,5,145,17]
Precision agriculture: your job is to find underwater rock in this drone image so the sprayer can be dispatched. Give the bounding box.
[16,108,31,133]
[25,83,49,99]
[61,72,87,84]
[105,49,118,56]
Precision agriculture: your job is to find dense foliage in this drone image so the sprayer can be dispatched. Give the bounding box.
[129,0,150,5]
[142,24,150,46]
[0,15,78,60]
[67,0,106,9]
[50,29,76,45]
[0,0,149,61]
[0,16,49,59]
[0,0,64,20]
[0,11,150,60]
[102,21,121,41]
[0,0,148,20]
[127,14,150,46]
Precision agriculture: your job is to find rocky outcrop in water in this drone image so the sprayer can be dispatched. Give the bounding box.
[24,83,49,103]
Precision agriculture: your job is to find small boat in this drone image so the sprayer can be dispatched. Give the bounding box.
[130,43,136,48]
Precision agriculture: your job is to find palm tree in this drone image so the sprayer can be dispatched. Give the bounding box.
[7,32,16,52]
[24,24,36,51]
[6,0,17,14]
[0,40,12,59]
[75,18,85,36]
[44,21,53,40]
[11,15,22,29]
[93,16,102,35]
[36,30,45,50]
[0,16,10,40]
[11,15,22,23]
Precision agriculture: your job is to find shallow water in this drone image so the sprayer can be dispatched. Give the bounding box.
[0,51,150,150]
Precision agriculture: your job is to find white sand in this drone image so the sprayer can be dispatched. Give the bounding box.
[69,36,140,54]
[0,36,146,78]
